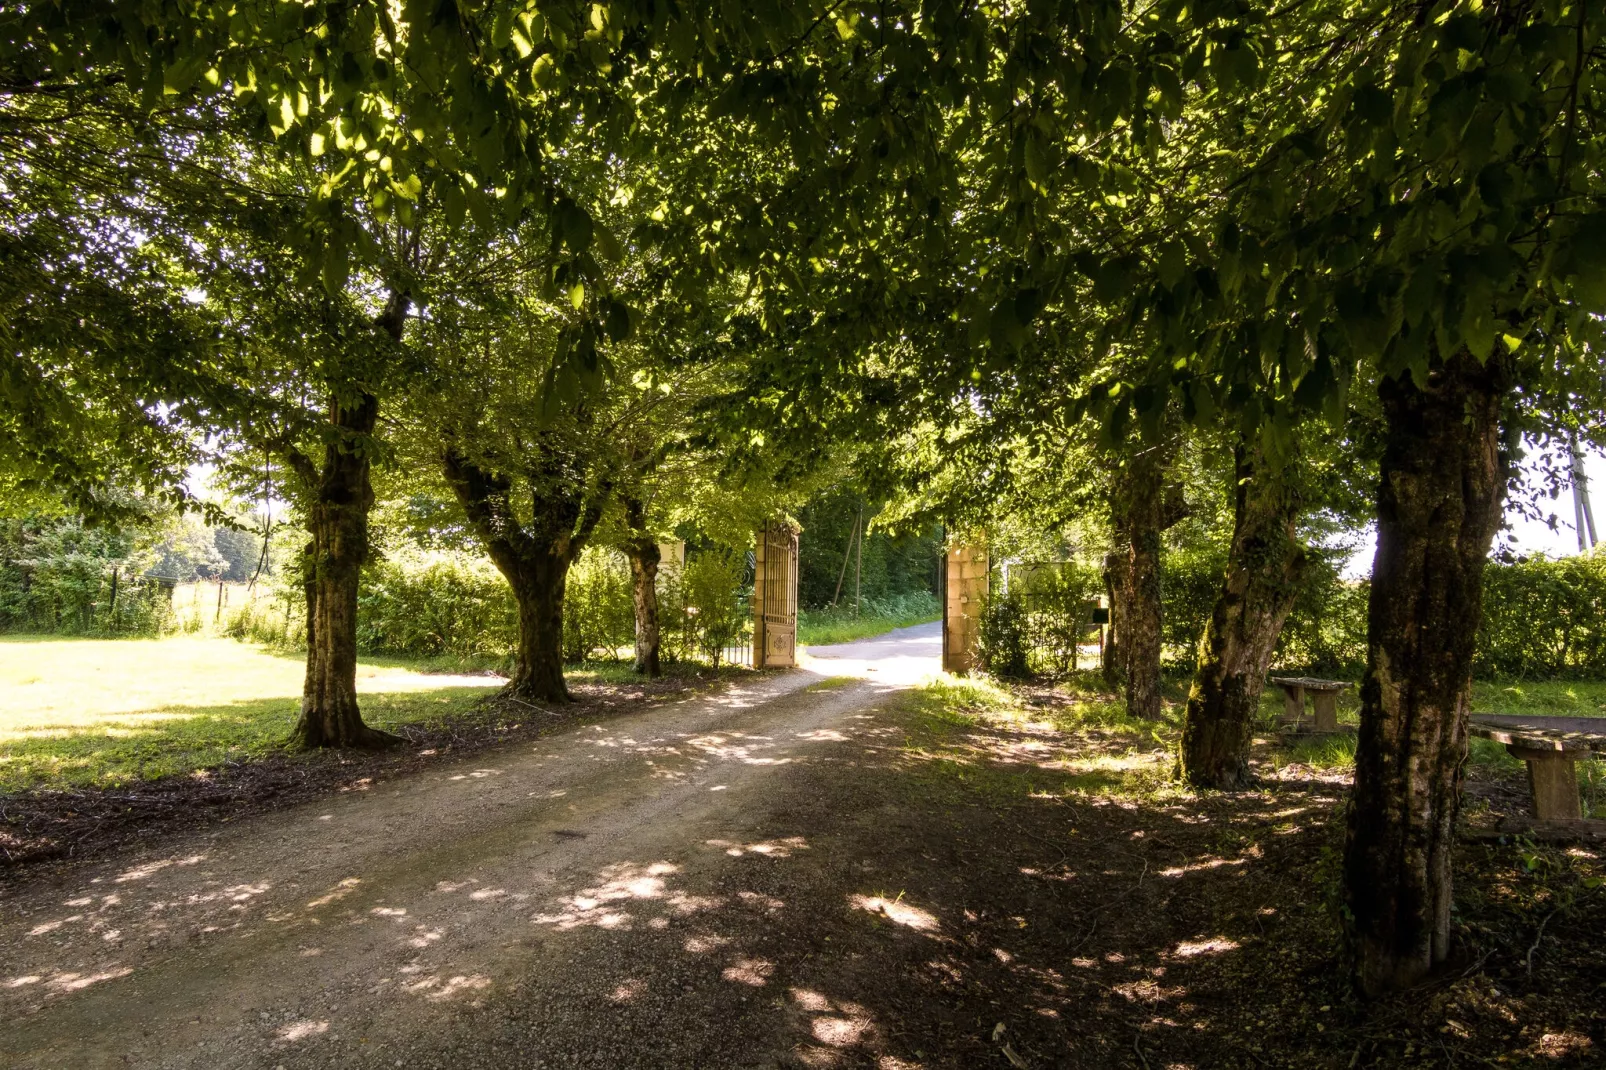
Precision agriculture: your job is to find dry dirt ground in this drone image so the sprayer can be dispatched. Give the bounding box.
[1,624,1601,1069]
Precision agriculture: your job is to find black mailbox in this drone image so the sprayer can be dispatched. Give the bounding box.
[1091,607,1110,625]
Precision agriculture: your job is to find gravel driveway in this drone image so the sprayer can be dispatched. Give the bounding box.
[1,625,942,1070]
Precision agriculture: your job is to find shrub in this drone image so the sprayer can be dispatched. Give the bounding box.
[562,548,635,662]
[1477,553,1606,678]
[357,552,518,660]
[977,588,1031,678]
[0,515,172,635]
[677,549,750,666]
[978,563,1100,677]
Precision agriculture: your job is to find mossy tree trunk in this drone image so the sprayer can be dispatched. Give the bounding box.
[1343,347,1510,996]
[1109,447,1187,720]
[288,296,408,750]
[289,388,400,749]
[443,446,607,704]
[623,496,661,677]
[1180,444,1307,789]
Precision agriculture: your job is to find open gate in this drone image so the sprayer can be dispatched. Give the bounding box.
[753,522,799,668]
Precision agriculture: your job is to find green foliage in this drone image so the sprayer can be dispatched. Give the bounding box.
[1477,553,1606,678]
[797,591,939,646]
[795,489,940,609]
[561,549,635,662]
[978,563,1102,678]
[674,550,749,668]
[357,551,519,662]
[0,515,172,636]
[977,588,1032,679]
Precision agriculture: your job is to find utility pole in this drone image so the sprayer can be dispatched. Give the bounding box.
[1571,434,1598,552]
[831,513,859,607]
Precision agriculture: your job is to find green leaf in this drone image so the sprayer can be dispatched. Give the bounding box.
[605,299,632,342]
[1157,242,1187,290]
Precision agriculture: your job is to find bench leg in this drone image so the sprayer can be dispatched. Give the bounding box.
[1311,692,1339,733]
[1281,687,1305,727]
[1509,745,1582,820]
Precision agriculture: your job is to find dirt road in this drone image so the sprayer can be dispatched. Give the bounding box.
[1,625,943,1070]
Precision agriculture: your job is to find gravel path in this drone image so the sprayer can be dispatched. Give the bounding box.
[0,625,941,1070]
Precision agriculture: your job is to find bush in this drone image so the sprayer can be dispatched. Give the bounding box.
[1477,553,1606,678]
[977,588,1032,678]
[357,552,519,660]
[0,515,172,635]
[562,549,635,662]
[978,563,1101,678]
[675,549,750,667]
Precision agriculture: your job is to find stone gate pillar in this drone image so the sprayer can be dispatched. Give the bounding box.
[943,543,988,674]
[753,522,799,668]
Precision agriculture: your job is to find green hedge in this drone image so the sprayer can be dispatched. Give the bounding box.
[1477,553,1606,678]
[357,553,519,660]
[349,547,752,667]
[1162,549,1606,680]
[0,516,173,635]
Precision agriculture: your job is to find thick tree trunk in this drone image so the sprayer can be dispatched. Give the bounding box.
[291,390,399,749]
[507,555,572,703]
[1343,348,1510,996]
[627,541,662,676]
[442,447,603,704]
[1180,445,1307,789]
[1112,448,1167,720]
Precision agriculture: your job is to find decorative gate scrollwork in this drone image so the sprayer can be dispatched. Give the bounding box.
[754,521,799,668]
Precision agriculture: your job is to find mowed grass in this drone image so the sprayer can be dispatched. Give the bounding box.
[0,636,502,792]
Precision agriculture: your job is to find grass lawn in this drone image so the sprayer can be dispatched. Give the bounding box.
[797,608,939,646]
[0,635,504,793]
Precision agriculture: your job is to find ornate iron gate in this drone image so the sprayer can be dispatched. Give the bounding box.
[753,522,798,668]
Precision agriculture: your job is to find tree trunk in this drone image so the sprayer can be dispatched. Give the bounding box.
[1180,444,1307,789]
[1343,348,1510,996]
[1111,448,1167,720]
[291,389,399,749]
[1102,551,1125,691]
[508,554,572,702]
[442,447,604,704]
[627,541,662,677]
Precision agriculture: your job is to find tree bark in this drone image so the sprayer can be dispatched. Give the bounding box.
[1180,444,1307,789]
[1343,347,1510,996]
[623,497,661,677]
[1102,551,1125,692]
[443,447,606,703]
[290,389,398,749]
[509,551,572,702]
[1110,447,1169,720]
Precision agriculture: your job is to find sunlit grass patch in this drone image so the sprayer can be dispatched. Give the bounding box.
[1266,730,1358,772]
[0,636,498,792]
[804,676,858,693]
[1471,678,1606,717]
[894,676,1182,803]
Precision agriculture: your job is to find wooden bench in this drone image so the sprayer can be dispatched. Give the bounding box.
[1269,677,1350,733]
[1468,715,1606,821]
